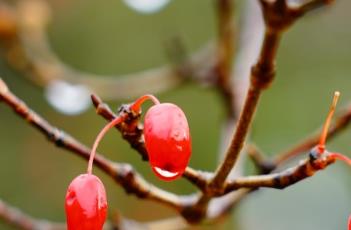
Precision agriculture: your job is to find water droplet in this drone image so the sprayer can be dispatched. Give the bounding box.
[122,0,171,14]
[153,166,179,178]
[45,80,91,115]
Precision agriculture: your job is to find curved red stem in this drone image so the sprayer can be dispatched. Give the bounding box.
[130,94,160,112]
[318,91,340,153]
[87,94,160,174]
[329,152,351,166]
[87,115,126,174]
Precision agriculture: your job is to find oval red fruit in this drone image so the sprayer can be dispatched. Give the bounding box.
[65,174,107,230]
[348,215,351,230]
[144,103,191,181]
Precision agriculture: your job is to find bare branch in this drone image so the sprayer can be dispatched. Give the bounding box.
[299,0,335,14]
[224,152,335,194]
[0,199,65,230]
[209,3,285,192]
[209,0,331,191]
[208,0,265,221]
[215,0,236,116]
[247,144,276,174]
[0,198,158,230]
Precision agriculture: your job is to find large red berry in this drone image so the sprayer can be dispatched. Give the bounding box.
[348,215,351,230]
[65,174,107,230]
[144,103,191,181]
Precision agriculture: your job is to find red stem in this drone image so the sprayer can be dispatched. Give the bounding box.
[87,115,126,174]
[130,94,160,112]
[318,91,340,153]
[329,152,351,166]
[87,94,160,174]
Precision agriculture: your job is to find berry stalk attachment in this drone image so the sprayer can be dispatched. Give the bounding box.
[310,91,351,167]
[131,94,192,181]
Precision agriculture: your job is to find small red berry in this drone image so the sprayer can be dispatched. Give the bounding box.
[65,174,107,230]
[348,215,351,230]
[144,103,191,181]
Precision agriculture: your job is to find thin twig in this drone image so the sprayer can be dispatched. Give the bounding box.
[0,198,154,230]
[247,144,276,174]
[275,105,351,165]
[215,0,236,117]
[299,0,335,14]
[224,152,335,194]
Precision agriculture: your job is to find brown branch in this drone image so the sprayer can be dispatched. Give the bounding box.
[224,151,335,194]
[247,144,276,174]
[0,198,156,230]
[208,0,336,192]
[0,0,342,227]
[0,199,65,230]
[207,0,265,221]
[0,78,190,211]
[208,1,287,192]
[191,0,336,220]
[171,0,297,222]
[299,0,335,14]
[215,0,236,116]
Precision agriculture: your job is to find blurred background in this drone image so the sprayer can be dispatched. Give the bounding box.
[0,0,350,229]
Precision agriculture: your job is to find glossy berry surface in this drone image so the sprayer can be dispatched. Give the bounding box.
[65,174,107,230]
[144,103,191,181]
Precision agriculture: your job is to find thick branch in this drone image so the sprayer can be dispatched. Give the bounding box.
[209,28,281,191]
[207,0,265,221]
[208,0,332,191]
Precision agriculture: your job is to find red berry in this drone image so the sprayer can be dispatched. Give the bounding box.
[65,174,107,230]
[348,215,351,230]
[144,103,191,181]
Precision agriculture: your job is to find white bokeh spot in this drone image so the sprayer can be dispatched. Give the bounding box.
[122,0,171,14]
[45,80,91,115]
